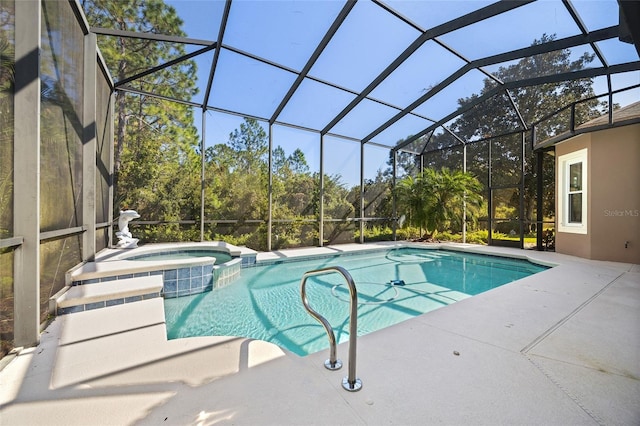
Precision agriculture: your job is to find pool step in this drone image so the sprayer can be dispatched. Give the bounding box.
[55,275,164,315]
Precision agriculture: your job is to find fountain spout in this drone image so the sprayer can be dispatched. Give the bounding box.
[115,209,140,248]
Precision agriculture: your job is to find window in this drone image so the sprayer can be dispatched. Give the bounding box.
[558,149,587,234]
[568,162,582,223]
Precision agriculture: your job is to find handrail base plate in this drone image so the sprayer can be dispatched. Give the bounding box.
[342,377,362,392]
[325,359,343,370]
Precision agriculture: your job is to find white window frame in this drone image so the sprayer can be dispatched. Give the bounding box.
[558,148,588,234]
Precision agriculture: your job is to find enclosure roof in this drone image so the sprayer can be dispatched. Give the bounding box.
[536,99,640,148]
[86,0,640,153]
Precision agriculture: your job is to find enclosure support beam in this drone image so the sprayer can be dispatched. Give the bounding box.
[13,0,41,348]
[463,144,467,244]
[107,92,115,247]
[267,123,273,251]
[392,151,398,241]
[519,132,526,249]
[200,110,206,241]
[607,75,613,124]
[83,33,97,261]
[487,140,493,246]
[536,149,544,251]
[319,135,325,247]
[202,0,232,109]
[359,142,365,244]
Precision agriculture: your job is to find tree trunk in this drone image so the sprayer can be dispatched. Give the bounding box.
[113,18,127,210]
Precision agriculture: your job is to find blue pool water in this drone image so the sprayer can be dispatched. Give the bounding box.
[164,248,549,356]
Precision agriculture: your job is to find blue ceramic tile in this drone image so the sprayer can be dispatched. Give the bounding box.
[125,295,142,303]
[163,269,177,280]
[191,275,203,289]
[178,278,190,291]
[177,267,190,279]
[59,305,84,315]
[164,291,177,299]
[143,292,159,300]
[85,301,106,311]
[106,298,125,306]
[164,280,177,293]
[190,265,203,277]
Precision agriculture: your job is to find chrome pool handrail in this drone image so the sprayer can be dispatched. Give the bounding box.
[300,265,362,392]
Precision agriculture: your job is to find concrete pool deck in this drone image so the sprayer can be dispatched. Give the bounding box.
[1,242,638,425]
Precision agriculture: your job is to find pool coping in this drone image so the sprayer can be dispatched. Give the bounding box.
[51,242,256,311]
[2,242,638,425]
[256,241,560,268]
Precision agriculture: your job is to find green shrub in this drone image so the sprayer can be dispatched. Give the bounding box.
[435,231,461,242]
[465,230,488,244]
[395,226,422,240]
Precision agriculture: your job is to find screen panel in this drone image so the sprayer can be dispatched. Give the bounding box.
[40,0,85,232]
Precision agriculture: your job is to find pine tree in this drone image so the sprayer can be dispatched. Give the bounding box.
[82,0,201,240]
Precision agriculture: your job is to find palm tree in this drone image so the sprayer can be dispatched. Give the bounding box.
[396,167,483,239]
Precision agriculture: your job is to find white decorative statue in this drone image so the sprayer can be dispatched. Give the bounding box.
[116,209,140,248]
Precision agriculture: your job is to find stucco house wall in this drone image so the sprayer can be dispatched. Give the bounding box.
[555,123,640,263]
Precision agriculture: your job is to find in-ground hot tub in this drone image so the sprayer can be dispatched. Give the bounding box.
[70,242,257,298]
[123,247,233,264]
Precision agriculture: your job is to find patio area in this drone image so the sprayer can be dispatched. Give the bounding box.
[1,243,638,425]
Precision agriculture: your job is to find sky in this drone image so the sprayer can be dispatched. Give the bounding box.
[161,0,639,185]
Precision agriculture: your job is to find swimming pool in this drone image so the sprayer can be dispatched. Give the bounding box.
[164,248,549,356]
